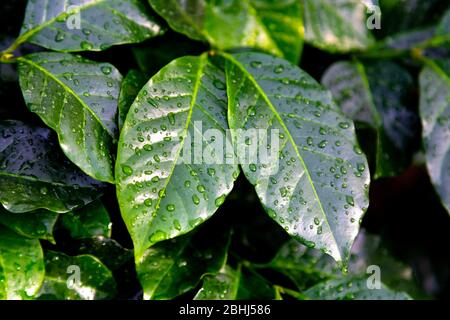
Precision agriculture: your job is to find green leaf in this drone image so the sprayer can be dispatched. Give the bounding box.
[136,224,230,300]
[224,51,370,263]
[118,69,147,131]
[116,54,239,258]
[60,200,112,239]
[304,276,411,300]
[322,60,419,178]
[302,0,374,52]
[0,120,103,213]
[18,52,123,183]
[419,58,450,214]
[194,265,240,300]
[18,0,165,52]
[38,250,117,300]
[0,207,58,243]
[0,225,45,299]
[235,267,276,299]
[147,0,303,63]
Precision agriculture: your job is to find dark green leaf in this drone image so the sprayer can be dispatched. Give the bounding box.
[0,206,58,243]
[419,58,450,214]
[136,224,230,300]
[38,250,117,300]
[0,225,45,299]
[19,0,165,52]
[235,267,276,299]
[116,54,239,258]
[302,0,374,52]
[304,276,411,300]
[322,60,419,178]
[225,52,370,263]
[118,69,147,131]
[194,265,240,300]
[147,0,303,63]
[18,52,122,182]
[0,120,103,213]
[60,200,111,239]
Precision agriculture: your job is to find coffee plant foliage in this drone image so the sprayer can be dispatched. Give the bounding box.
[0,0,449,300]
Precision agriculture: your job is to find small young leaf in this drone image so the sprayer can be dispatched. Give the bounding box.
[419,58,450,214]
[147,0,303,63]
[0,225,45,299]
[60,200,111,239]
[136,225,230,300]
[194,265,240,300]
[322,60,419,178]
[18,0,165,52]
[0,120,104,213]
[118,69,147,131]
[116,54,239,258]
[0,206,58,243]
[302,0,374,52]
[18,52,122,182]
[224,52,370,263]
[38,250,117,300]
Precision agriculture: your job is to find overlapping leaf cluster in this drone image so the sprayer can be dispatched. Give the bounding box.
[0,0,448,300]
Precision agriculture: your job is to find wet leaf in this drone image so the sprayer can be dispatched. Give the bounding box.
[19,0,165,52]
[60,200,111,239]
[136,224,230,300]
[194,265,240,300]
[302,0,374,52]
[118,69,147,131]
[0,225,45,299]
[38,250,116,300]
[116,54,238,258]
[18,52,122,182]
[225,51,370,263]
[0,120,103,213]
[0,206,58,243]
[419,58,450,214]
[304,276,411,300]
[322,60,419,178]
[147,0,303,63]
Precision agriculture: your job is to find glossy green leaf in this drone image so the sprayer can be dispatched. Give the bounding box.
[0,206,58,243]
[18,52,122,183]
[322,60,418,178]
[194,265,240,300]
[0,120,103,213]
[225,51,370,263]
[136,224,230,300]
[304,277,411,300]
[116,54,239,258]
[302,0,374,52]
[18,0,165,52]
[147,0,303,63]
[0,225,45,299]
[419,58,450,214]
[38,250,116,300]
[118,69,147,131]
[60,200,111,239]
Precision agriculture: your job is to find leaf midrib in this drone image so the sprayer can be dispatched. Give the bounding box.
[222,52,341,260]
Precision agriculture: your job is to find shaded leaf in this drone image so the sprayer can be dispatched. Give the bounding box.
[304,276,411,300]
[116,54,238,258]
[118,69,147,131]
[60,200,111,239]
[0,120,103,213]
[148,0,303,63]
[322,60,419,178]
[225,51,370,263]
[0,206,58,243]
[136,224,230,300]
[19,0,165,52]
[18,52,122,182]
[419,58,450,214]
[38,250,116,300]
[302,0,374,52]
[0,225,45,299]
[194,265,240,300]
